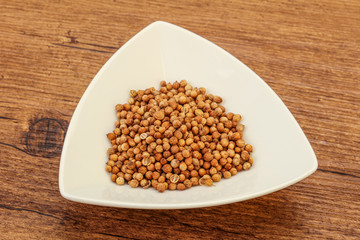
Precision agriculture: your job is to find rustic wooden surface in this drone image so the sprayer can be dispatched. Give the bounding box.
[1,0,359,239]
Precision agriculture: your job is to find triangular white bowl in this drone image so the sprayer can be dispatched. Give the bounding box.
[59,21,317,209]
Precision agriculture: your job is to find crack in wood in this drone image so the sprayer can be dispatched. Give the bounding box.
[317,168,359,179]
[81,42,119,50]
[0,204,62,221]
[0,142,29,155]
[96,232,143,239]
[0,116,15,120]
[51,43,113,54]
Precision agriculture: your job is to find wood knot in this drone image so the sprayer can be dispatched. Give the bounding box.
[25,118,67,158]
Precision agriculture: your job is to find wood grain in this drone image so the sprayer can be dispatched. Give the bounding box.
[0,0,359,239]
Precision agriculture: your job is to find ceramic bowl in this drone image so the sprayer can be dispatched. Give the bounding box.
[59,21,317,209]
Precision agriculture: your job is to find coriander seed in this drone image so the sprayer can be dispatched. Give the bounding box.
[106,80,254,192]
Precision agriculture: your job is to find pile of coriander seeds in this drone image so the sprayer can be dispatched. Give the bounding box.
[106,80,253,192]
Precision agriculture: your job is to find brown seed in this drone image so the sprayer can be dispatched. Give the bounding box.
[170,174,180,183]
[107,133,116,140]
[199,87,206,94]
[140,179,151,189]
[116,177,125,185]
[140,133,148,140]
[245,144,253,152]
[134,173,144,181]
[151,179,158,189]
[162,164,173,173]
[213,96,222,103]
[180,80,188,87]
[232,132,241,141]
[190,90,198,98]
[177,183,186,190]
[199,175,213,186]
[157,183,166,192]
[158,176,165,183]
[223,171,231,179]
[105,165,112,173]
[182,149,191,158]
[203,152,213,162]
[156,145,163,153]
[241,150,250,160]
[178,96,187,105]
[230,168,237,176]
[203,161,211,169]
[142,158,151,166]
[236,124,244,132]
[195,109,204,116]
[220,138,229,147]
[233,114,241,122]
[128,179,139,188]
[152,172,160,180]
[171,145,180,154]
[174,131,183,139]
[169,183,177,190]
[198,168,206,176]
[138,166,147,175]
[111,174,117,182]
[165,106,173,115]
[192,158,200,166]
[173,119,182,128]
[185,138,194,146]
[160,80,166,87]
[115,104,124,112]
[209,167,217,175]
[243,162,251,170]
[154,111,165,120]
[179,162,187,171]
[109,154,118,161]
[112,166,119,174]
[188,177,197,186]
[212,173,221,182]
[183,179,192,188]
[236,139,245,148]
[233,157,241,166]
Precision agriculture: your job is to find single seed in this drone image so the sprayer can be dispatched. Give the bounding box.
[157,183,166,192]
[184,179,192,188]
[169,183,177,190]
[212,173,221,182]
[140,133,148,139]
[170,159,180,168]
[180,80,188,87]
[177,183,186,190]
[243,162,251,170]
[179,96,187,105]
[203,152,213,162]
[111,174,117,182]
[162,164,172,173]
[170,174,180,183]
[223,171,231,179]
[230,168,237,176]
[116,177,125,185]
[245,144,253,152]
[154,111,165,120]
[179,162,187,171]
[241,150,250,160]
[128,179,139,188]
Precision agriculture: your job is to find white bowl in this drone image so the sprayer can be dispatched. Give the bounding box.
[59,21,317,209]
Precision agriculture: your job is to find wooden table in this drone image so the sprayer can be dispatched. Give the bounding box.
[1,1,359,239]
